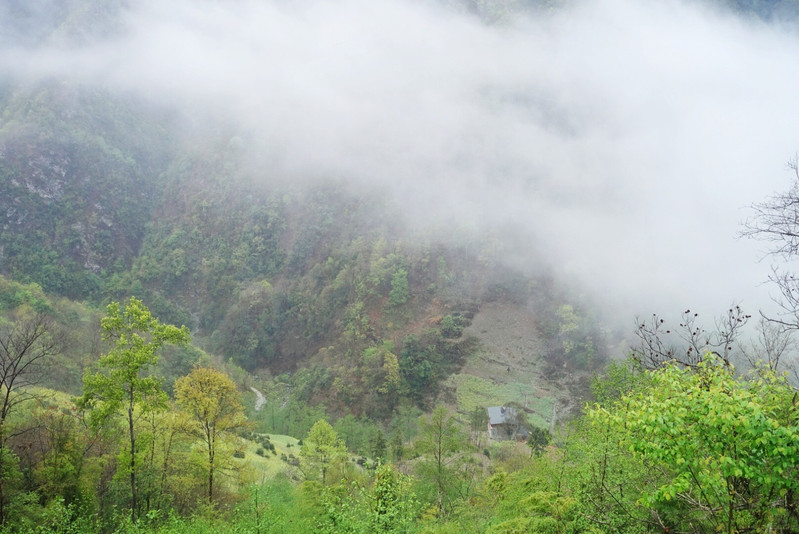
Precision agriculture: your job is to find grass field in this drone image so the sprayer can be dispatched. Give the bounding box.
[441,301,587,431]
[233,433,302,482]
[448,374,554,429]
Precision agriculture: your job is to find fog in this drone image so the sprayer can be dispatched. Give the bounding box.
[4,0,799,320]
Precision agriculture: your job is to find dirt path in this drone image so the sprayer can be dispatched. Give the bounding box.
[250,386,265,411]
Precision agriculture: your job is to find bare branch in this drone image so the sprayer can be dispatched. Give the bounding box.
[741,317,797,374]
[741,155,799,260]
[632,307,749,370]
[0,312,56,526]
[742,156,799,336]
[0,313,57,427]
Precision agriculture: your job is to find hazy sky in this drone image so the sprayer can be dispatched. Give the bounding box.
[5,0,799,321]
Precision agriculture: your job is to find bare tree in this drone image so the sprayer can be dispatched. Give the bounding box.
[631,305,799,382]
[0,312,56,525]
[632,307,750,369]
[742,155,799,329]
[741,317,796,372]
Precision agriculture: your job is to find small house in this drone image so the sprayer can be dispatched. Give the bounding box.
[487,406,529,441]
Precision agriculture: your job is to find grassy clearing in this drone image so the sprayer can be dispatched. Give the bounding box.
[234,433,301,482]
[450,374,554,429]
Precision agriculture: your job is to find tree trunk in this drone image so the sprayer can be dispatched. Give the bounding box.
[207,426,215,503]
[0,445,6,527]
[129,395,137,523]
[208,446,214,503]
[161,427,175,499]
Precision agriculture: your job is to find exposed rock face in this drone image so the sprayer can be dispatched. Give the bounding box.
[0,80,175,294]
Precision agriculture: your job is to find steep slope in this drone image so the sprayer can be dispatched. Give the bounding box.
[0,0,612,421]
[0,81,176,298]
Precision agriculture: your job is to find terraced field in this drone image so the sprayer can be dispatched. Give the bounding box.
[443,301,593,430]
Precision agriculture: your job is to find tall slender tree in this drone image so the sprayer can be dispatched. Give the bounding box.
[416,406,473,515]
[78,297,189,523]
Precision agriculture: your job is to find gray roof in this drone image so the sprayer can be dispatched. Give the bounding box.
[487,406,516,425]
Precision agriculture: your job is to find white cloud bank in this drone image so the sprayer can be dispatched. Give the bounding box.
[4,0,799,319]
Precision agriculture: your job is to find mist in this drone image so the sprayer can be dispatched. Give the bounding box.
[3,0,799,321]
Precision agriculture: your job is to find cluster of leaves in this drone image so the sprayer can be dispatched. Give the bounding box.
[588,357,799,532]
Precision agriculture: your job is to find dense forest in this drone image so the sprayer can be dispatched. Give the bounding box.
[2,0,799,532]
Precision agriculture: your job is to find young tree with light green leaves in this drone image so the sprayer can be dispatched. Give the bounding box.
[78,297,189,523]
[415,405,475,516]
[300,419,347,485]
[174,366,248,503]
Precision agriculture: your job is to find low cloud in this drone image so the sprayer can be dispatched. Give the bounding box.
[4,0,799,319]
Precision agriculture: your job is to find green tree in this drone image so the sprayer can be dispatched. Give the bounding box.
[399,335,433,400]
[527,426,551,457]
[378,350,401,396]
[469,406,488,447]
[388,268,409,308]
[390,430,404,462]
[371,429,387,462]
[78,297,189,523]
[590,355,799,533]
[175,366,248,504]
[415,406,474,515]
[300,420,347,485]
[367,462,420,533]
[312,462,420,534]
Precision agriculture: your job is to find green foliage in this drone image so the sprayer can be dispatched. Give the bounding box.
[25,347,799,534]
[154,344,208,395]
[400,335,434,399]
[439,314,468,339]
[527,426,551,457]
[0,278,51,314]
[371,429,388,462]
[432,456,588,534]
[399,331,471,404]
[0,82,174,300]
[389,268,410,308]
[367,463,420,533]
[485,491,574,534]
[310,463,420,534]
[300,420,347,485]
[415,407,476,516]
[589,355,799,533]
[78,297,189,523]
[80,298,189,428]
[333,415,379,456]
[560,406,653,532]
[589,357,648,405]
[555,304,597,369]
[174,367,248,503]
[252,394,327,439]
[213,281,280,369]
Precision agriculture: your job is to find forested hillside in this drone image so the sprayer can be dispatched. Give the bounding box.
[1,0,799,532]
[0,0,612,419]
